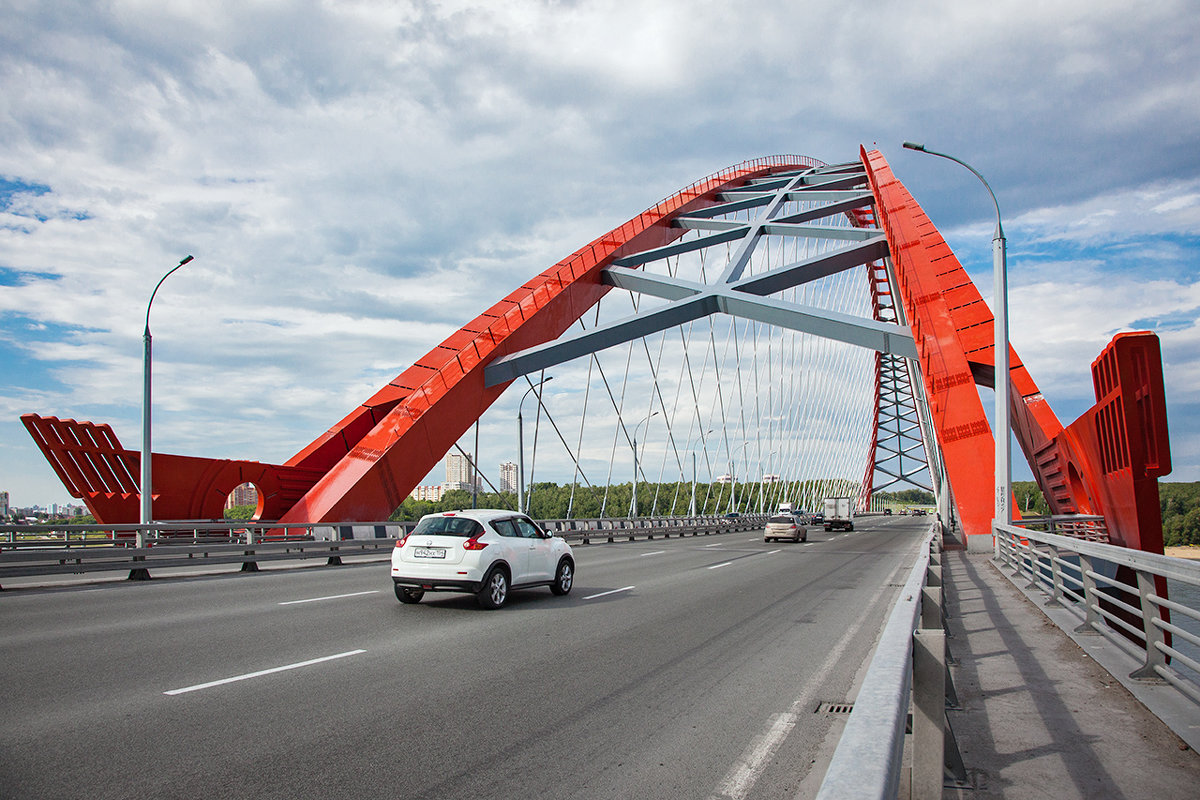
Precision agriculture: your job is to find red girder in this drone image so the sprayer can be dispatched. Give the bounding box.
[863,148,1171,551]
[25,156,822,524]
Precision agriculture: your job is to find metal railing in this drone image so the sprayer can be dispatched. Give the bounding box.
[0,514,768,586]
[816,526,961,799]
[996,522,1200,706]
[1011,513,1109,543]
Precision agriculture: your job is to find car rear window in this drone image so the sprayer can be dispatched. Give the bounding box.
[768,515,795,524]
[412,516,485,537]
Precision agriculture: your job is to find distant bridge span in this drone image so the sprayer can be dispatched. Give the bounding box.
[23,148,1171,554]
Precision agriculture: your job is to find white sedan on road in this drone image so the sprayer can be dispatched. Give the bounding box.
[391,509,575,609]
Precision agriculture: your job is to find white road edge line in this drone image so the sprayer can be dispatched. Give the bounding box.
[278,590,379,605]
[707,551,908,800]
[164,650,366,696]
[583,586,635,600]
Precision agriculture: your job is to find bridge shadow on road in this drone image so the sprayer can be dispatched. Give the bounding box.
[943,552,1199,800]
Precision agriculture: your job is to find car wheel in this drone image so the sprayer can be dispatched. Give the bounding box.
[550,558,574,595]
[477,567,509,609]
[801,533,808,542]
[395,585,424,604]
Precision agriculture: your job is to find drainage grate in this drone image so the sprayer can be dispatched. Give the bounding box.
[816,701,854,715]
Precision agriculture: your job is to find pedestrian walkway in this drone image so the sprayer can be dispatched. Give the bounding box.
[942,551,1200,799]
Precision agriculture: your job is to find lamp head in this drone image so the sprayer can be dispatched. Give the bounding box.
[902,141,926,152]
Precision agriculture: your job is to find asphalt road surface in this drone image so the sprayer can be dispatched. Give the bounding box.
[1,516,929,799]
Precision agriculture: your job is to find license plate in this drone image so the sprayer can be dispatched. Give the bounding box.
[413,547,446,559]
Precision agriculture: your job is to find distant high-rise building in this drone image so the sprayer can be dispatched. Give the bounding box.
[0,491,9,519]
[499,461,518,494]
[443,453,477,492]
[410,485,444,502]
[224,482,259,510]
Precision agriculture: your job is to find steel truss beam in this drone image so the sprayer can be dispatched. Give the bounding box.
[485,169,914,387]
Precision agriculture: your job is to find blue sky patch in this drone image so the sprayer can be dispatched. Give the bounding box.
[0,177,51,210]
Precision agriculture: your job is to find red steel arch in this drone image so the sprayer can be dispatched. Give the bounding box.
[24,156,824,524]
[24,149,1171,558]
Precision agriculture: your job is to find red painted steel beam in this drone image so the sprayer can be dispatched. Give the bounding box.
[21,414,325,522]
[278,157,824,523]
[864,148,1171,552]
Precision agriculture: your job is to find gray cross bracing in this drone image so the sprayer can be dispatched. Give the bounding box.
[484,162,917,388]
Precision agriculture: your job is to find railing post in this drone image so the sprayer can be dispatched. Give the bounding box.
[1130,569,1168,683]
[1025,546,1042,590]
[1046,546,1064,607]
[1074,554,1101,634]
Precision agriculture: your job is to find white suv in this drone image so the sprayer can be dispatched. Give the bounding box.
[391,509,575,609]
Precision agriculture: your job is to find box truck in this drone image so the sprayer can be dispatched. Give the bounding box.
[823,497,854,532]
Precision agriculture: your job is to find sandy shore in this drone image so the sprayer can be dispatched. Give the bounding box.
[1165,546,1200,561]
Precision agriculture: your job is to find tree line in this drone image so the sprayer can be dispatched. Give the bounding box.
[219,481,1200,548]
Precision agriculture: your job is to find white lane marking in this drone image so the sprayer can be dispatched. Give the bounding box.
[278,590,379,605]
[639,551,666,557]
[709,549,778,570]
[707,564,900,800]
[704,542,725,548]
[164,650,366,696]
[804,542,815,547]
[583,586,635,600]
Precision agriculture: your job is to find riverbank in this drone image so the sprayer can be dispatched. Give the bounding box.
[1166,545,1200,560]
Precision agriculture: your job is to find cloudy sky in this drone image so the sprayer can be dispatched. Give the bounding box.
[2,0,1198,509]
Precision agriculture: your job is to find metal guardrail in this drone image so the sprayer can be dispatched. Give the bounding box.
[995,522,1200,707]
[0,514,768,586]
[816,526,962,799]
[1011,513,1110,542]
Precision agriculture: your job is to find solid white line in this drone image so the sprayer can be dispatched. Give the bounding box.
[164,650,366,696]
[583,586,635,600]
[278,590,379,605]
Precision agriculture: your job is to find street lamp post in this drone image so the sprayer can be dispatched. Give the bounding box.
[759,450,778,514]
[140,255,193,548]
[631,411,658,518]
[689,429,713,517]
[903,142,1011,547]
[517,376,552,515]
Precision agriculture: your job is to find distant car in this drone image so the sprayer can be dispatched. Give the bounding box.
[390,509,575,609]
[913,508,928,516]
[810,513,824,525]
[883,508,892,516]
[764,513,808,543]
[724,512,742,518]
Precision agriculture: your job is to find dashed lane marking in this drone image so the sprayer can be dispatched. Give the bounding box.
[583,586,635,600]
[164,650,367,696]
[278,590,379,605]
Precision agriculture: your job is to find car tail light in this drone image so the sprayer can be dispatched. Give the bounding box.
[463,535,489,551]
[395,534,410,549]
